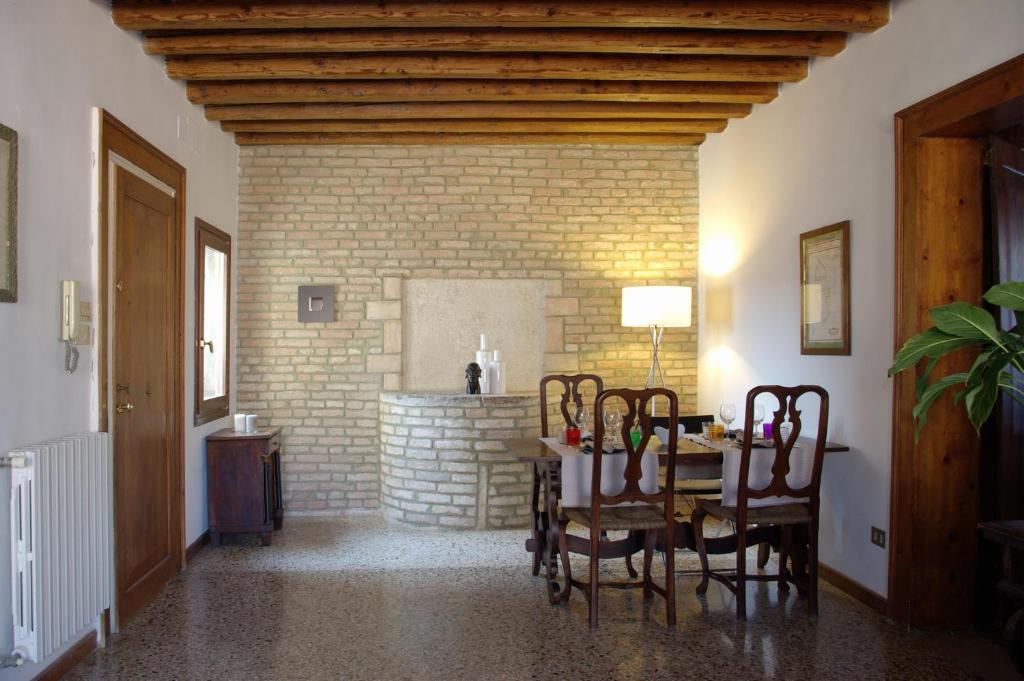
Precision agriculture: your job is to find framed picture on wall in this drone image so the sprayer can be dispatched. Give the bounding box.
[800,221,850,355]
[0,121,17,303]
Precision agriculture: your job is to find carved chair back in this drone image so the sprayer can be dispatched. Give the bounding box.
[539,373,604,437]
[735,385,830,524]
[590,388,678,519]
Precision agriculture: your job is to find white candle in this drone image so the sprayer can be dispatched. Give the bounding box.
[234,414,247,432]
[245,414,258,433]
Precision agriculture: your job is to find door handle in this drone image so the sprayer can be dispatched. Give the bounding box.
[198,339,214,353]
[116,402,134,414]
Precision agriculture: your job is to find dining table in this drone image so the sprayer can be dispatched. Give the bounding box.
[503,433,850,603]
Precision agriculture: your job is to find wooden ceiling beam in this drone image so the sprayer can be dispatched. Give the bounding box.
[186,79,780,105]
[232,131,707,145]
[220,118,728,134]
[112,1,890,33]
[143,28,846,57]
[203,101,752,121]
[167,54,807,83]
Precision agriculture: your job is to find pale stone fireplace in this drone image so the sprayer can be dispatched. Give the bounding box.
[377,278,559,528]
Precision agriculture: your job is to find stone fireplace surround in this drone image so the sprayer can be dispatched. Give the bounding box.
[379,392,539,528]
[375,276,562,528]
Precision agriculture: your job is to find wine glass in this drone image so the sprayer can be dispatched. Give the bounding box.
[604,407,623,448]
[719,403,737,434]
[574,405,592,438]
[752,405,765,438]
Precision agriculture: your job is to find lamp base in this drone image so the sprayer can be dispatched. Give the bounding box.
[645,324,667,416]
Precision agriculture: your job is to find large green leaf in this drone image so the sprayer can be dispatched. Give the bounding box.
[915,356,939,399]
[965,376,1000,434]
[930,302,1001,342]
[964,347,1005,392]
[888,328,980,376]
[962,353,1013,432]
[984,282,1024,312]
[912,372,968,441]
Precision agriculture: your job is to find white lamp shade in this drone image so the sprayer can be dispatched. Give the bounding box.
[621,286,693,328]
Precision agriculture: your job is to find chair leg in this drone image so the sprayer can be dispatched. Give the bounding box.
[692,505,711,595]
[808,517,820,618]
[757,541,771,569]
[664,526,677,627]
[778,525,792,593]
[642,530,655,599]
[736,524,747,621]
[589,526,601,629]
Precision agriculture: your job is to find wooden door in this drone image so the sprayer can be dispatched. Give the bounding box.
[891,55,1024,627]
[112,167,182,621]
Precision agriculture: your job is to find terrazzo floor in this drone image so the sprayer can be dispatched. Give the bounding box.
[66,514,1018,681]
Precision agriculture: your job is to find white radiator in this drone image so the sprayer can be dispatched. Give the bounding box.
[7,433,112,663]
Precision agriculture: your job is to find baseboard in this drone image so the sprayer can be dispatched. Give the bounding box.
[819,561,887,615]
[186,529,210,563]
[32,633,96,681]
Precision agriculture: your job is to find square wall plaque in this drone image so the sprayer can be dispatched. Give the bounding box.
[298,285,335,323]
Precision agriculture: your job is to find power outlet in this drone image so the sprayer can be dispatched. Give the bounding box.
[870,526,886,549]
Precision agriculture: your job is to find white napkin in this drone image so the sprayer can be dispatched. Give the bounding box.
[541,437,659,508]
[719,443,812,508]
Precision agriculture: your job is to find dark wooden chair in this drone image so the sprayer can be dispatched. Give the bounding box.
[540,373,603,439]
[692,385,829,620]
[652,414,720,501]
[533,374,605,601]
[555,387,678,629]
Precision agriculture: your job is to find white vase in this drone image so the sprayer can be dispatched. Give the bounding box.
[475,338,491,394]
[489,350,506,395]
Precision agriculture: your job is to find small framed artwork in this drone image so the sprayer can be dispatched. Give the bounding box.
[800,221,850,355]
[298,285,335,323]
[0,122,17,303]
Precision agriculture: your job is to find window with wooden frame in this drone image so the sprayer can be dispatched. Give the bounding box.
[194,219,231,425]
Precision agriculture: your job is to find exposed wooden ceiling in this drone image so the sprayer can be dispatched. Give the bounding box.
[110,1,890,146]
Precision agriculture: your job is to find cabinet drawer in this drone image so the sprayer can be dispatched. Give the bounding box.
[268,433,282,453]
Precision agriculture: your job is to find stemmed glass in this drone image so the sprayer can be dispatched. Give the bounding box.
[719,403,737,434]
[752,405,765,439]
[604,406,623,449]
[574,405,592,439]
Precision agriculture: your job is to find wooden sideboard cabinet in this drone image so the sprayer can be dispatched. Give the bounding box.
[206,426,284,546]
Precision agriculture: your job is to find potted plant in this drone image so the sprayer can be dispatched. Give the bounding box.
[888,282,1024,438]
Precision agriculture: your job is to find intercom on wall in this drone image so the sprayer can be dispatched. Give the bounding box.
[59,280,92,373]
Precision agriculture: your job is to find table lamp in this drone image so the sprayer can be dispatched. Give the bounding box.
[621,286,693,414]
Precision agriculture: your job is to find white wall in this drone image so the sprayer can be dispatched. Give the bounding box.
[698,0,1024,597]
[0,0,238,671]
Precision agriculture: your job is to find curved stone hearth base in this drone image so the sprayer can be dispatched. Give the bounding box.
[379,392,540,529]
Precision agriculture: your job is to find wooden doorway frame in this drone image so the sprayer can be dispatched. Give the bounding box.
[95,110,186,625]
[890,54,1024,627]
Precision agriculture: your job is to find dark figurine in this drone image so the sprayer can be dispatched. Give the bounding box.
[466,362,482,394]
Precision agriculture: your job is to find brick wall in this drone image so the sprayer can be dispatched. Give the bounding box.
[237,144,699,514]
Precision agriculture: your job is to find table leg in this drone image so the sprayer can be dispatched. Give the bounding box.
[529,462,544,576]
[273,450,284,530]
[543,468,564,605]
[788,524,811,595]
